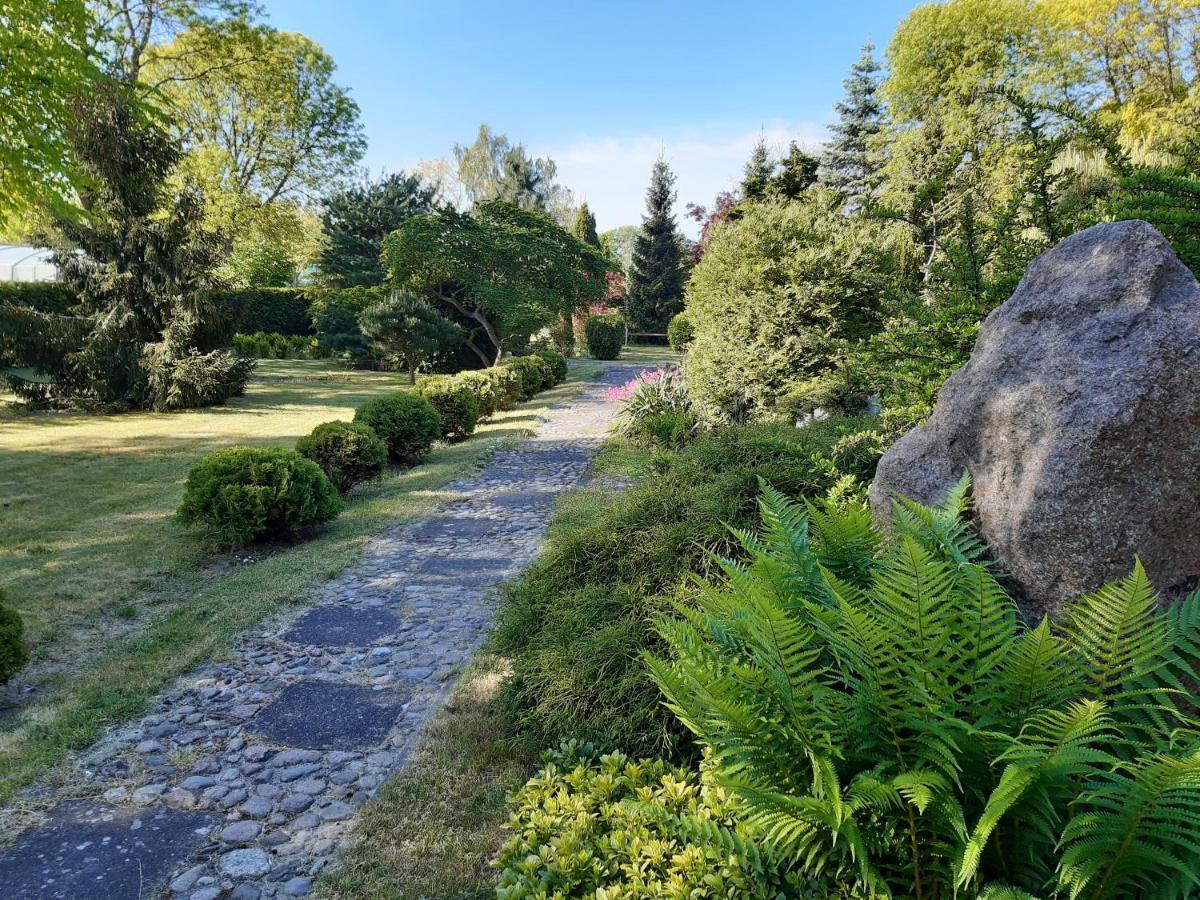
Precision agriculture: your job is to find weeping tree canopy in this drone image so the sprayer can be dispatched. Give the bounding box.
[381,200,610,366]
[0,79,251,409]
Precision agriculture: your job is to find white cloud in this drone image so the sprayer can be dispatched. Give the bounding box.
[538,121,828,237]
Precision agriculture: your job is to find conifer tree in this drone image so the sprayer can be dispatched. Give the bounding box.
[571,202,601,248]
[740,138,776,201]
[822,42,885,207]
[771,142,820,199]
[626,158,687,333]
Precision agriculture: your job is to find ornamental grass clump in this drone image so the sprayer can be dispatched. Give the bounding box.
[645,477,1200,899]
[178,446,341,548]
[610,365,696,447]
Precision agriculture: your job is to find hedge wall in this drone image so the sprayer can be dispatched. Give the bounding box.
[211,287,312,337]
[0,282,75,314]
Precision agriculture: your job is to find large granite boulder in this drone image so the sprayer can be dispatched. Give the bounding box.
[870,220,1200,617]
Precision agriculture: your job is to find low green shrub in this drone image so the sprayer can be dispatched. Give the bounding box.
[495,744,809,899]
[492,419,870,757]
[612,366,694,442]
[233,332,320,360]
[532,348,567,385]
[450,370,499,419]
[501,355,550,401]
[637,410,695,448]
[485,365,523,411]
[645,481,1200,898]
[0,589,28,686]
[353,393,441,464]
[667,311,694,351]
[143,347,255,412]
[178,447,340,547]
[296,421,388,492]
[417,377,479,441]
[585,313,624,360]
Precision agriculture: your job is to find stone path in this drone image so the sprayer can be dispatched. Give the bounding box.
[0,361,647,900]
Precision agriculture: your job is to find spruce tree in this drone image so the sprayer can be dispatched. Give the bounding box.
[740,138,775,201]
[822,42,884,207]
[771,142,820,199]
[571,202,601,248]
[626,158,687,333]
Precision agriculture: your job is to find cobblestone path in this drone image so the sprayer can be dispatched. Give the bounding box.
[0,361,647,900]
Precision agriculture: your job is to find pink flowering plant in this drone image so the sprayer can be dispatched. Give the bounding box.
[609,365,695,441]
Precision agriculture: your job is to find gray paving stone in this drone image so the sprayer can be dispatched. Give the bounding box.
[0,801,220,899]
[280,606,402,648]
[407,515,498,541]
[250,681,407,750]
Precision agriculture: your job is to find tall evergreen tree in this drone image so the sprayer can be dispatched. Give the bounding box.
[626,158,687,333]
[771,142,821,199]
[319,172,440,287]
[822,42,885,207]
[571,202,601,248]
[740,138,776,201]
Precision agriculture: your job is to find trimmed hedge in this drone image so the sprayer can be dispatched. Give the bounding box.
[417,377,479,442]
[353,393,441,463]
[0,588,28,685]
[533,348,568,384]
[487,365,523,410]
[178,447,341,548]
[451,370,499,419]
[211,287,312,337]
[501,355,550,400]
[0,281,75,313]
[585,314,624,360]
[296,421,388,492]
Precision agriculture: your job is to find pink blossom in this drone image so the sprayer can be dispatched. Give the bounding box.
[603,367,666,403]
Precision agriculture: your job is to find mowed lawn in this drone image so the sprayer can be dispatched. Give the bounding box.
[0,359,598,805]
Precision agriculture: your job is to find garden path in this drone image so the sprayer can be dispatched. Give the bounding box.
[0,360,647,900]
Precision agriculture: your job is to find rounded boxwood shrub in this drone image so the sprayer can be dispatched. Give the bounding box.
[296,421,388,493]
[178,447,341,548]
[533,348,568,385]
[353,393,441,463]
[667,312,694,351]
[585,313,624,360]
[486,365,523,410]
[417,377,479,441]
[0,589,28,686]
[451,370,499,419]
[501,356,549,401]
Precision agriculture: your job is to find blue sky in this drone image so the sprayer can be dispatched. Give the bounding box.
[259,0,919,233]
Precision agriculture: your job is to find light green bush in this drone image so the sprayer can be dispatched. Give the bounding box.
[532,348,567,384]
[295,421,388,492]
[485,365,523,410]
[416,377,479,441]
[178,447,340,547]
[451,370,499,419]
[353,393,441,463]
[667,311,694,351]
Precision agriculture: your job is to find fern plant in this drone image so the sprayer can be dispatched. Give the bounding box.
[646,477,1200,899]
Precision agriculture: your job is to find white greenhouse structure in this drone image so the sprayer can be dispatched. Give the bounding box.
[0,246,58,282]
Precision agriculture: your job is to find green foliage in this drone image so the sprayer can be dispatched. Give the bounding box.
[214,287,312,337]
[570,202,601,248]
[0,283,75,367]
[666,312,694,351]
[353,393,441,464]
[822,42,885,205]
[142,344,255,411]
[637,411,695,450]
[178,446,340,548]
[741,138,776,201]
[358,290,463,383]
[416,377,479,442]
[684,191,898,421]
[614,366,694,443]
[383,200,609,366]
[232,332,320,360]
[309,286,379,364]
[295,421,388,493]
[645,481,1200,899]
[491,420,872,758]
[531,348,567,384]
[318,172,439,287]
[453,124,575,218]
[772,142,821,199]
[1110,167,1200,273]
[450,370,499,419]
[221,241,297,288]
[0,588,28,686]
[584,313,624,360]
[496,744,814,899]
[485,365,523,410]
[627,158,689,332]
[500,355,552,400]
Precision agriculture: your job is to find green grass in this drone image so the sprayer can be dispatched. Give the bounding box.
[0,359,599,804]
[612,343,682,367]
[317,657,532,900]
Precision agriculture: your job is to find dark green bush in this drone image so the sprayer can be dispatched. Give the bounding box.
[486,365,523,410]
[501,355,550,400]
[0,282,75,313]
[178,447,341,548]
[233,332,319,360]
[0,589,28,686]
[296,421,388,492]
[492,419,869,758]
[585,313,624,360]
[532,348,568,384]
[211,287,312,336]
[451,370,499,419]
[416,377,479,441]
[143,347,255,412]
[353,393,441,463]
[667,311,694,351]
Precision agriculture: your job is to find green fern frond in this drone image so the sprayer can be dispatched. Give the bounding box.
[806,489,880,588]
[890,471,987,566]
[977,885,1045,900]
